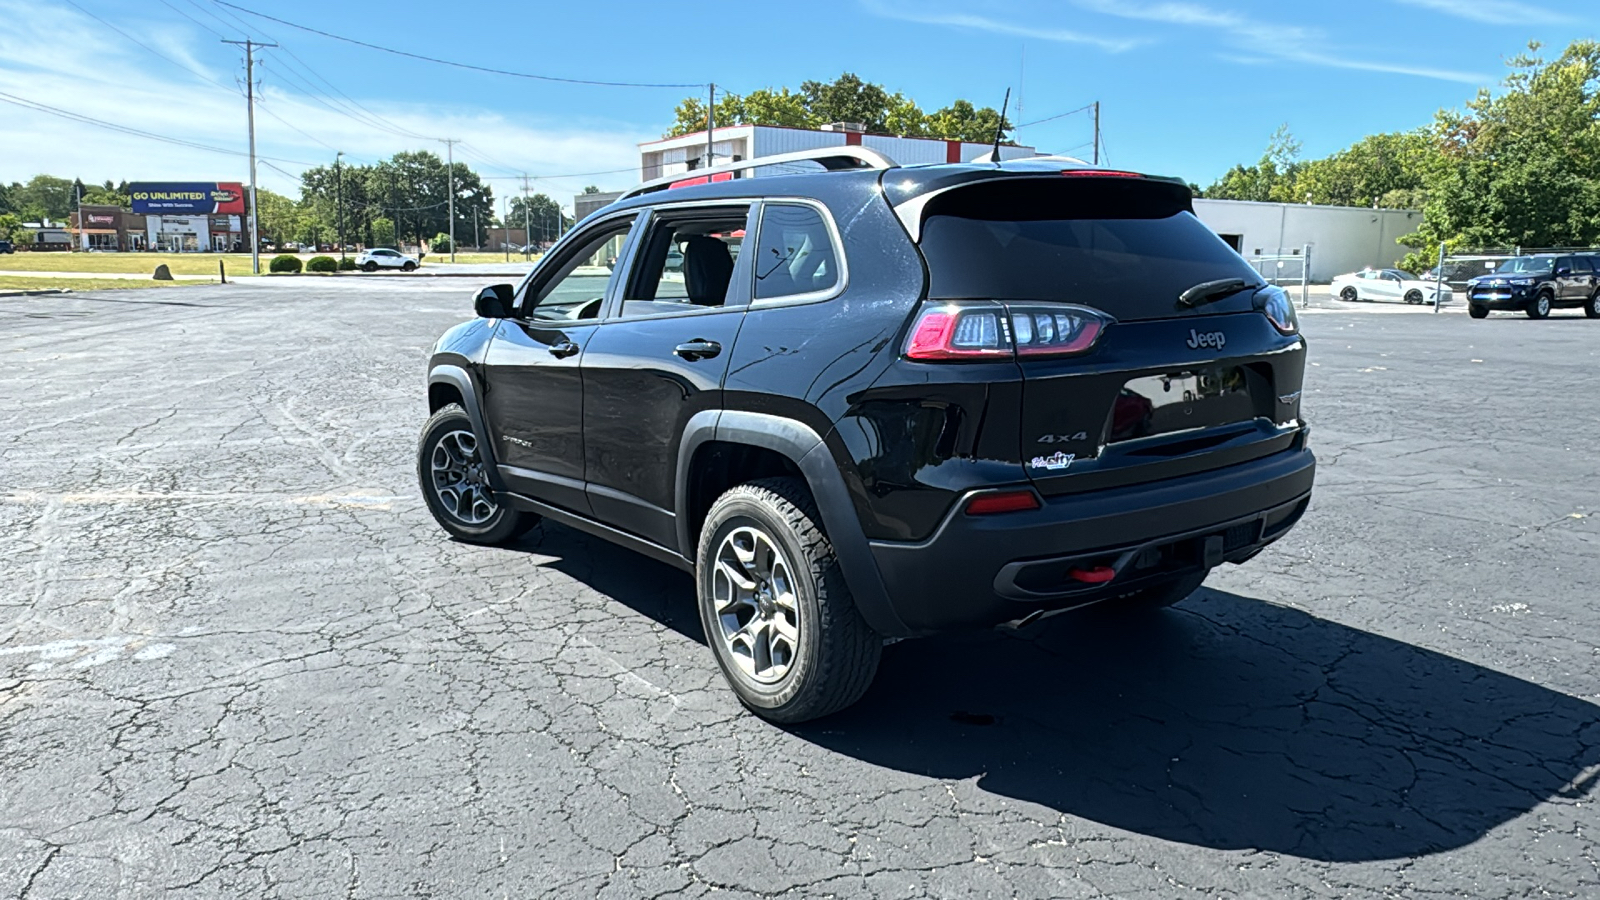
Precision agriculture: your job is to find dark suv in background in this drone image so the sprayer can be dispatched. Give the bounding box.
[418,149,1316,722]
[1466,253,1600,319]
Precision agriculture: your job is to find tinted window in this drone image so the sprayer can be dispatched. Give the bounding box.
[918,178,1260,321]
[523,216,635,321]
[1574,257,1595,274]
[622,206,749,316]
[1496,257,1554,275]
[754,204,839,300]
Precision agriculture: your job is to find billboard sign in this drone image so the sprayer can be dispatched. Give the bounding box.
[130,182,246,215]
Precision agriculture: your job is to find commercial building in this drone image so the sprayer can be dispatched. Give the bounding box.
[1192,199,1423,281]
[639,123,1036,182]
[71,205,148,252]
[131,182,248,252]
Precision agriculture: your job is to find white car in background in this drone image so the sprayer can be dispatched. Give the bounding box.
[355,248,419,272]
[1331,268,1452,305]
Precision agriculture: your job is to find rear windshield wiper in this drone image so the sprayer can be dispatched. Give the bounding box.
[1177,278,1255,309]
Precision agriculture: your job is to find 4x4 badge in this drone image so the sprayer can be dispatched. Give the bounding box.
[1029,451,1075,471]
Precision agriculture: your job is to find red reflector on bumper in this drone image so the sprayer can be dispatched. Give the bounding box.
[1067,566,1117,584]
[964,490,1041,516]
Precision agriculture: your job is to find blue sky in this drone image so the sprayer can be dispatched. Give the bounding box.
[1,0,1595,208]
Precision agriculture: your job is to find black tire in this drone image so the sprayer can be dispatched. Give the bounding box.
[1587,291,1600,319]
[1115,571,1208,612]
[1404,290,1423,305]
[1469,304,1489,319]
[696,477,881,723]
[402,261,417,271]
[1527,292,1552,319]
[417,404,535,545]
[362,261,378,272]
[1339,286,1358,302]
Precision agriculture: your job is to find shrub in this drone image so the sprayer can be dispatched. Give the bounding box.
[306,255,338,273]
[269,254,302,273]
[431,232,453,253]
[337,256,356,271]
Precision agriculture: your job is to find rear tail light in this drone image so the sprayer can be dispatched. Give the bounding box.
[904,302,1112,361]
[965,489,1042,515]
[1061,169,1143,178]
[1256,284,1299,335]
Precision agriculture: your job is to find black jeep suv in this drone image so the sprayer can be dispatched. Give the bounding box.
[1466,253,1600,319]
[418,150,1315,722]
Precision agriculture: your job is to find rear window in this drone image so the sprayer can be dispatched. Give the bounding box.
[918,178,1261,321]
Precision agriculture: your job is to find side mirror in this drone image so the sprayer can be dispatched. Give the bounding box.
[1556,267,1573,277]
[475,284,515,319]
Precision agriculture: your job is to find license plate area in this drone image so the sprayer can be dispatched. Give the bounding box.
[1108,366,1257,444]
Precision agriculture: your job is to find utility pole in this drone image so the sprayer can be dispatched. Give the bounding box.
[441,138,459,262]
[706,83,715,170]
[334,150,345,260]
[520,174,532,260]
[503,196,510,263]
[75,182,83,252]
[223,38,276,274]
[1093,101,1101,166]
[473,206,479,252]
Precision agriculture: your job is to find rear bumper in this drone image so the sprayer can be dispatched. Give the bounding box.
[866,444,1315,634]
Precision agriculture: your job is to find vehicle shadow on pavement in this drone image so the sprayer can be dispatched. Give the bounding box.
[795,588,1600,863]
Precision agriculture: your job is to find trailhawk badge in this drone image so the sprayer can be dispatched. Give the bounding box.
[1029,451,1075,471]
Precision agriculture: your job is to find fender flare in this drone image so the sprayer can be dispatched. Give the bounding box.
[428,364,508,492]
[675,409,911,637]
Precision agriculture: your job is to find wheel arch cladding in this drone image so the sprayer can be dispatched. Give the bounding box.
[428,364,507,493]
[676,410,911,637]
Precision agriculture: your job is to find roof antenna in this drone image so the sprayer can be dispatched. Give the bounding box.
[985,87,1011,166]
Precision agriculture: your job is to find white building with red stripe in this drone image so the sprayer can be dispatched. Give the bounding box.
[639,123,1038,181]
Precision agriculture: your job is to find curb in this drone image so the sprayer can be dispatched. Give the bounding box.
[0,288,72,298]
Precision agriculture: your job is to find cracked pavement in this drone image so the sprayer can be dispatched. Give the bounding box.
[1,282,1597,898]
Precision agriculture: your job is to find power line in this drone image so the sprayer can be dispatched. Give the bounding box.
[1017,102,1095,130]
[210,0,706,88]
[0,90,316,165]
[160,0,229,38]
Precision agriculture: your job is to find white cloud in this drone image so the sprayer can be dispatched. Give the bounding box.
[1392,0,1574,25]
[860,0,1145,52]
[1072,0,1491,83]
[0,0,649,200]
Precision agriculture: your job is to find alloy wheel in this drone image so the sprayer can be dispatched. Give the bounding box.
[1538,295,1551,317]
[711,525,800,684]
[429,429,497,525]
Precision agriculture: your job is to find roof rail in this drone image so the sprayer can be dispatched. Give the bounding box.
[620,146,898,201]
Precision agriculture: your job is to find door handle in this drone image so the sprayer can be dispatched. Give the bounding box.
[548,340,580,359]
[674,339,722,360]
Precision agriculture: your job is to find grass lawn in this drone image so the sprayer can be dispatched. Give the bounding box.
[0,275,202,292]
[0,253,260,276]
[426,252,543,265]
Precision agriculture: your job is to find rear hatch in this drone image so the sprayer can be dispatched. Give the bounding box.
[913,174,1307,495]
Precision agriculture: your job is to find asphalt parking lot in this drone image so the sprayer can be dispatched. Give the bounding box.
[2,280,1598,898]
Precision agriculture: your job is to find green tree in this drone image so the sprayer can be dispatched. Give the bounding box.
[1293,131,1431,208]
[924,99,1012,144]
[508,193,569,243]
[742,87,816,129]
[884,93,927,138]
[1401,40,1600,261]
[15,175,73,221]
[253,188,306,246]
[801,72,892,130]
[1205,125,1304,203]
[0,212,22,242]
[79,180,130,207]
[371,216,396,248]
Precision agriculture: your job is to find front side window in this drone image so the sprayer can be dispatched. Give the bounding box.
[620,206,750,317]
[754,203,840,301]
[523,216,636,322]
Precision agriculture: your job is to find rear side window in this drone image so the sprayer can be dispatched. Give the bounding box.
[918,178,1261,322]
[754,203,840,301]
